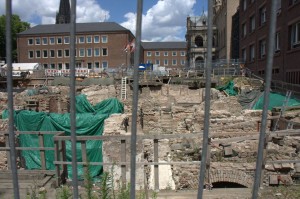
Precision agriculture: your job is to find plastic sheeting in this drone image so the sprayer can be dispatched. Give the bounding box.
[252,92,300,110]
[2,95,124,179]
[216,80,238,96]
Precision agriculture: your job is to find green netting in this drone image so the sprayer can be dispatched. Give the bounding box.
[2,95,124,179]
[216,80,238,96]
[252,92,300,110]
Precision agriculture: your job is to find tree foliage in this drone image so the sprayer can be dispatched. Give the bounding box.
[0,14,30,62]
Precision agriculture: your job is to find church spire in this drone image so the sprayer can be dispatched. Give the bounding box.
[56,0,71,24]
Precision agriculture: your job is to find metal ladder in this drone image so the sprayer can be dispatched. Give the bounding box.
[121,77,127,100]
[273,90,292,131]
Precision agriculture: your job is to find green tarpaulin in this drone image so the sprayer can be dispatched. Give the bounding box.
[252,92,300,110]
[2,95,124,179]
[216,80,238,96]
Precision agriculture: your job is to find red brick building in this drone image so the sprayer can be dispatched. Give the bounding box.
[17,22,135,71]
[141,42,187,69]
[239,0,300,84]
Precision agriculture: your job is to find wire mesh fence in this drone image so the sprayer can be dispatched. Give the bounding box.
[2,0,289,199]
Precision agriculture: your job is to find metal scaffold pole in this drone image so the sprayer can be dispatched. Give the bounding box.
[197,0,213,198]
[6,0,20,198]
[130,0,143,198]
[252,0,278,198]
[70,0,79,198]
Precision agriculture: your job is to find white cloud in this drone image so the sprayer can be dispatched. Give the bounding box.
[121,0,196,41]
[0,0,109,25]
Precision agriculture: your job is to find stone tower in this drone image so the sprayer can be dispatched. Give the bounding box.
[186,11,217,69]
[56,0,71,24]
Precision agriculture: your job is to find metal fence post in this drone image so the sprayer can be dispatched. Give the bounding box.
[252,0,278,198]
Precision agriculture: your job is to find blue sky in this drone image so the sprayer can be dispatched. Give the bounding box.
[0,0,207,41]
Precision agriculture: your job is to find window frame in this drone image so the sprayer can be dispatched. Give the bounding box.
[101,35,108,43]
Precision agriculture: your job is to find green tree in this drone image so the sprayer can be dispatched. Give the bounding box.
[0,14,30,62]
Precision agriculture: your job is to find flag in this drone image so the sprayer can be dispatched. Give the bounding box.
[129,39,135,53]
[123,42,130,52]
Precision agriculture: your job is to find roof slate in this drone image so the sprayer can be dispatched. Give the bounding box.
[18,22,129,35]
[141,42,186,49]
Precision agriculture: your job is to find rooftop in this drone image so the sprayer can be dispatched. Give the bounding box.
[18,22,130,35]
[142,42,186,50]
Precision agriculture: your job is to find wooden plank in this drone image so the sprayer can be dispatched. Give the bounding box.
[154,139,159,190]
[39,134,46,170]
[54,140,60,187]
[81,141,88,180]
[121,139,126,185]
[5,134,10,169]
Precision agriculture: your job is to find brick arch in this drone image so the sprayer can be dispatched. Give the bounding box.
[209,170,254,188]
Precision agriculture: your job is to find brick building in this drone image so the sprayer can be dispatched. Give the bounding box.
[17,22,135,71]
[213,0,240,60]
[239,0,300,84]
[141,42,187,69]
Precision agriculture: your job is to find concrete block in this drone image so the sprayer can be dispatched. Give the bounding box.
[269,175,278,185]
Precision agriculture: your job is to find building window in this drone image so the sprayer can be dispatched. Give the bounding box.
[147,52,152,56]
[291,22,300,48]
[79,48,85,57]
[50,63,56,69]
[260,7,266,26]
[42,38,47,45]
[146,60,151,64]
[164,59,168,65]
[64,36,70,44]
[155,60,160,65]
[155,51,160,56]
[172,51,177,56]
[94,48,100,57]
[43,50,48,58]
[28,38,33,45]
[289,0,300,6]
[58,63,63,70]
[64,49,70,57]
[57,50,63,58]
[172,59,177,65]
[102,35,108,43]
[49,37,55,45]
[164,52,168,56]
[276,0,281,13]
[181,60,185,65]
[275,32,280,52]
[242,23,247,38]
[259,39,266,59]
[86,36,92,43]
[43,64,48,69]
[50,50,55,58]
[243,0,247,10]
[102,48,108,56]
[28,50,34,58]
[79,36,85,43]
[250,15,255,33]
[180,51,185,56]
[95,62,100,68]
[86,48,92,57]
[242,48,247,61]
[94,48,100,56]
[102,61,108,69]
[87,62,92,69]
[94,36,100,43]
[65,63,70,69]
[57,37,62,44]
[249,45,255,61]
[35,38,41,45]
